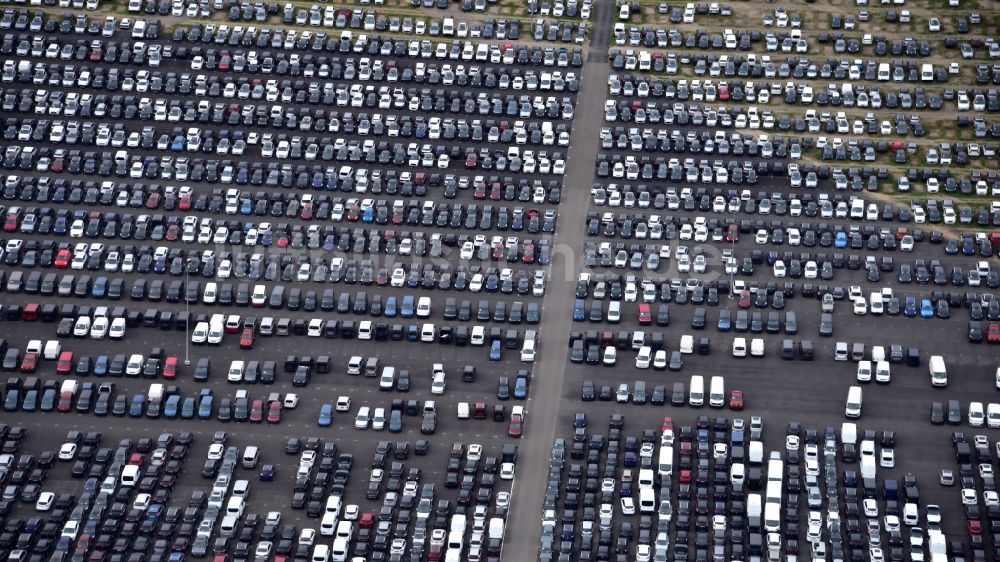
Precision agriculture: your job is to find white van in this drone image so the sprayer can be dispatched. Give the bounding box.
[325,496,342,518]
[637,468,655,489]
[845,385,863,418]
[120,464,140,486]
[877,62,890,81]
[679,335,694,354]
[471,325,485,345]
[709,376,725,408]
[488,517,505,540]
[330,538,349,562]
[969,402,985,427]
[447,531,464,550]
[657,447,673,477]
[748,441,764,465]
[750,338,765,356]
[639,488,656,512]
[841,422,857,445]
[995,367,1000,390]
[335,520,353,541]
[43,340,62,360]
[450,514,467,535]
[688,375,704,407]
[732,337,747,357]
[379,367,396,391]
[457,402,470,419]
[225,497,245,518]
[228,360,245,383]
[242,446,259,469]
[856,360,872,382]
[320,512,338,536]
[416,296,432,318]
[988,403,1000,429]
[311,544,330,562]
[635,346,652,369]
[520,338,536,362]
[929,355,947,386]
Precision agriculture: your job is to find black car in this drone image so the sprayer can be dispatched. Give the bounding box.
[580,381,595,401]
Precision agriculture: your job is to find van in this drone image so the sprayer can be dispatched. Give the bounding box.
[43,340,62,360]
[657,447,673,477]
[471,325,485,345]
[877,62,890,81]
[241,446,260,469]
[688,375,704,407]
[920,63,933,81]
[311,544,330,562]
[781,339,795,360]
[928,355,947,387]
[679,335,693,354]
[330,538,349,562]
[335,520,353,541]
[969,402,985,427]
[325,495,342,518]
[987,403,1000,429]
[120,464,140,486]
[320,512,338,536]
[748,441,764,465]
[841,422,857,445]
[364,356,380,376]
[457,402,470,419]
[225,497,245,518]
[447,531,463,550]
[732,337,747,357]
[709,376,725,408]
[450,514,467,535]
[639,487,656,512]
[219,514,239,538]
[799,339,814,360]
[232,479,250,498]
[488,517,505,540]
[379,366,396,391]
[851,342,865,361]
[845,385,862,418]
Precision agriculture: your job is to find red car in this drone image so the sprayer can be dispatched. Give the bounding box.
[267,401,282,424]
[968,520,982,536]
[239,329,255,350]
[637,304,651,325]
[57,391,74,412]
[729,390,745,410]
[54,249,71,268]
[20,353,37,373]
[359,513,374,528]
[661,416,673,433]
[738,290,751,308]
[162,357,178,380]
[249,400,264,423]
[678,469,692,484]
[988,322,1000,344]
[56,351,74,374]
[508,414,523,438]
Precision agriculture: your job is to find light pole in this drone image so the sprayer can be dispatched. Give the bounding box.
[184,267,191,365]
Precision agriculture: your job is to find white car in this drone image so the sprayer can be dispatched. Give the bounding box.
[467,444,483,462]
[430,374,446,395]
[852,299,867,315]
[499,462,515,480]
[207,443,224,460]
[344,504,360,520]
[785,435,800,452]
[58,443,77,460]
[283,394,298,409]
[36,491,55,511]
[961,488,978,505]
[863,499,879,517]
[621,497,636,515]
[335,396,351,412]
[880,449,895,468]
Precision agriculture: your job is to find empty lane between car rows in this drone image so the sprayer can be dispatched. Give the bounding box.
[504,48,613,560]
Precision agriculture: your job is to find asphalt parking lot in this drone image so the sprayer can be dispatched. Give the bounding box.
[4,0,1000,561]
